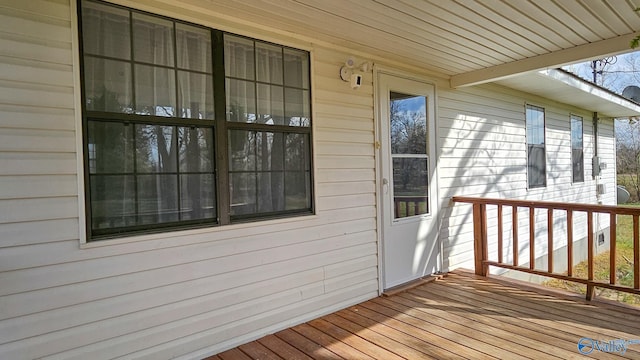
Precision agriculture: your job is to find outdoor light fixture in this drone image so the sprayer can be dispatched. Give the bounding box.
[340,57,370,89]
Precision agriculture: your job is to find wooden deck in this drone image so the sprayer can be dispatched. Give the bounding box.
[204,270,640,359]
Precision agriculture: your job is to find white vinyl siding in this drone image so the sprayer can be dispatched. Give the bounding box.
[0,1,378,359]
[438,83,613,270]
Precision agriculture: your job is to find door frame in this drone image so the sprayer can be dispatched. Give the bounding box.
[373,66,442,293]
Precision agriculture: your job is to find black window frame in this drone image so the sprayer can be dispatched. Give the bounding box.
[571,114,584,183]
[526,104,546,189]
[77,0,314,240]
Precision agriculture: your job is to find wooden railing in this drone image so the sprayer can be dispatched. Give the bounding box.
[394,196,428,218]
[452,196,640,301]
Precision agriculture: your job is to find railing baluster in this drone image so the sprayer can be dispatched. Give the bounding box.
[513,206,518,267]
[567,210,573,277]
[610,214,616,285]
[529,206,535,270]
[498,204,503,264]
[635,215,639,289]
[586,211,594,301]
[548,208,553,273]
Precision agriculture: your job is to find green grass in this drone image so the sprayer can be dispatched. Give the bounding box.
[544,204,640,305]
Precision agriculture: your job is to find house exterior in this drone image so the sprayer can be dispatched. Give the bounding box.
[2,1,640,359]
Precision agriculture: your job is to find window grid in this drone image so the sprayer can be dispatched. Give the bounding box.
[79,0,313,239]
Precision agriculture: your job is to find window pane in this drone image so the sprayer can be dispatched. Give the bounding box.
[90,175,136,230]
[393,157,429,218]
[135,124,178,173]
[179,127,214,172]
[284,48,309,89]
[178,71,214,119]
[135,64,176,117]
[230,173,256,215]
[390,92,427,155]
[257,172,285,212]
[285,171,310,210]
[257,132,284,171]
[526,105,545,187]
[132,12,174,66]
[528,145,546,187]
[176,23,211,73]
[229,130,256,171]
[224,35,255,80]
[137,174,179,224]
[81,0,131,59]
[573,149,584,182]
[256,43,283,84]
[526,106,544,145]
[84,57,133,113]
[180,174,216,220]
[226,79,256,122]
[257,84,284,125]
[571,115,584,183]
[284,88,310,126]
[285,133,308,170]
[88,121,134,174]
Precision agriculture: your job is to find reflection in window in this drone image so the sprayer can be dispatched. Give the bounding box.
[228,130,310,216]
[88,123,216,231]
[390,92,429,219]
[390,92,427,155]
[526,105,546,188]
[571,115,584,183]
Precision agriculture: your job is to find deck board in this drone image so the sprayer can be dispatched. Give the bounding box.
[204,270,640,359]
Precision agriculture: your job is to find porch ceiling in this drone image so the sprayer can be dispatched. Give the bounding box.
[204,0,640,87]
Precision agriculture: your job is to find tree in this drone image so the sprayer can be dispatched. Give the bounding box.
[616,118,640,201]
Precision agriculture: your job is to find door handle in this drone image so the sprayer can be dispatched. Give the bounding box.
[382,178,389,194]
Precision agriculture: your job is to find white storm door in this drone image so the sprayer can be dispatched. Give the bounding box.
[378,73,439,290]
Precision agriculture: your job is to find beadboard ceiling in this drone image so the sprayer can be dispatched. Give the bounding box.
[202,0,640,87]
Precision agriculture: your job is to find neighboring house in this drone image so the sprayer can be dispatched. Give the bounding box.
[2,1,640,359]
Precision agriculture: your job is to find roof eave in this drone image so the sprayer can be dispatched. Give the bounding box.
[495,68,640,118]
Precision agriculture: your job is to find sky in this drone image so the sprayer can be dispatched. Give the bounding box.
[562,51,640,94]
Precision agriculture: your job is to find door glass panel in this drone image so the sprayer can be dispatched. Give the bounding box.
[390,92,427,154]
[390,92,429,219]
[392,158,429,218]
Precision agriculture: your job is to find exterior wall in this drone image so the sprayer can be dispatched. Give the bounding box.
[437,83,617,271]
[0,1,379,359]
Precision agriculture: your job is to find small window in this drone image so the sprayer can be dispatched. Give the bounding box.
[79,0,313,239]
[526,105,546,188]
[571,115,584,183]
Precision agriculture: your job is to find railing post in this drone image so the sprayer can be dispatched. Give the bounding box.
[586,211,594,301]
[610,215,616,285]
[529,206,535,270]
[634,215,639,289]
[548,208,553,273]
[473,203,488,276]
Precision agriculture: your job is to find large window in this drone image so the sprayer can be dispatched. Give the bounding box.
[571,115,584,183]
[526,105,546,188]
[79,0,313,239]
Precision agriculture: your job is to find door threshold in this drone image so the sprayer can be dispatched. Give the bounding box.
[382,273,446,297]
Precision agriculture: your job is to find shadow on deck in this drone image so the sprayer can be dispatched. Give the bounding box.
[205,270,640,359]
